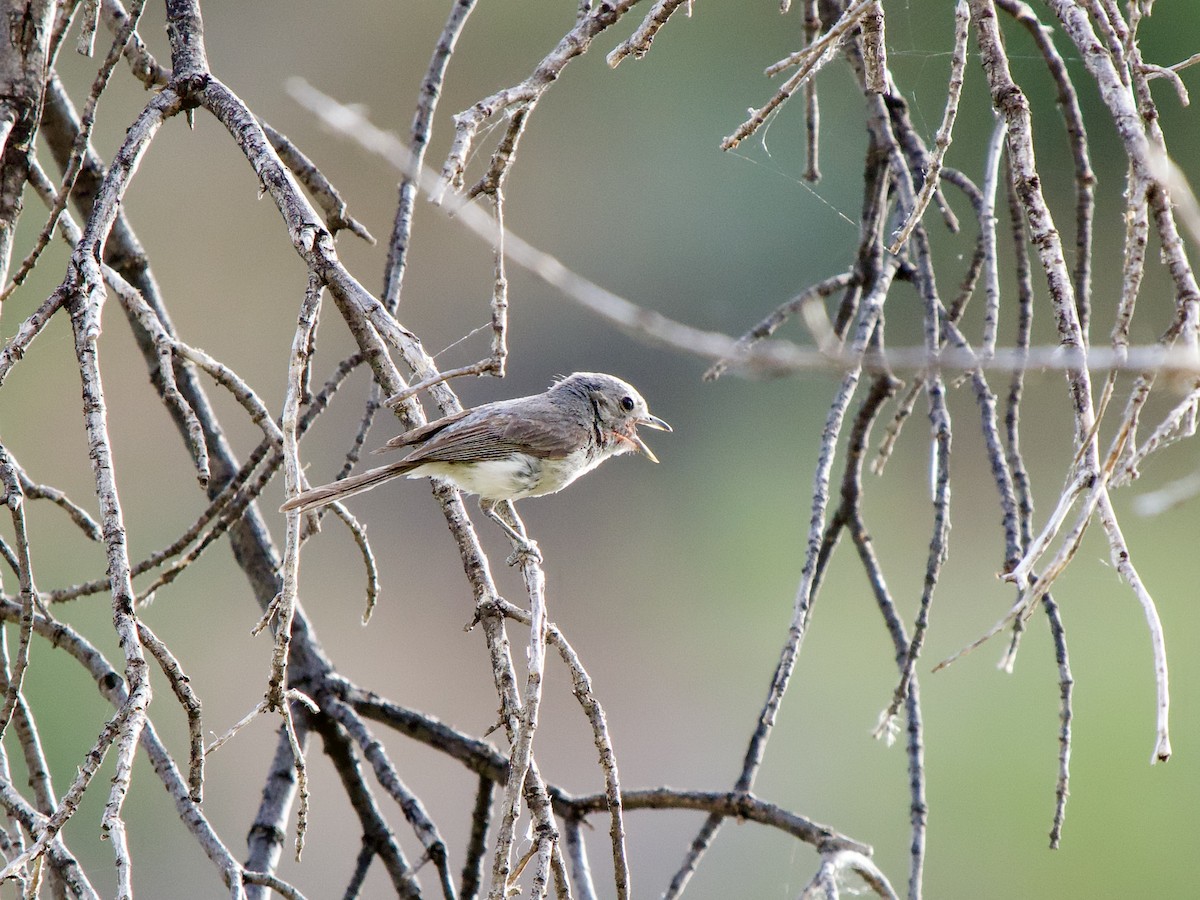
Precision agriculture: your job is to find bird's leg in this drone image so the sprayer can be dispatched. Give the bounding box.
[481,499,541,566]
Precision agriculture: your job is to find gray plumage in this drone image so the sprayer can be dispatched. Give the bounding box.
[281,372,670,514]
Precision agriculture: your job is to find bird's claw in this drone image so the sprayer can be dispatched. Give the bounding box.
[506,538,542,567]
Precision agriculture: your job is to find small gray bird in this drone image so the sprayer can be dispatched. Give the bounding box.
[280,373,670,519]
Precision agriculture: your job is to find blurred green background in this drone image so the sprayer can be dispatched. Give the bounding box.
[4,1,1200,897]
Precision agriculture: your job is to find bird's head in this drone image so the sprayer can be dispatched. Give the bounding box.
[553,372,672,462]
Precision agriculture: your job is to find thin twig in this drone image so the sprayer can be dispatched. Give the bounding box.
[802,0,822,180]
[136,621,204,802]
[0,0,148,305]
[274,274,327,859]
[437,1,640,197]
[461,776,494,900]
[888,1,970,253]
[492,599,629,900]
[607,0,692,67]
[322,698,457,899]
[383,0,478,310]
[0,449,38,744]
[724,0,878,151]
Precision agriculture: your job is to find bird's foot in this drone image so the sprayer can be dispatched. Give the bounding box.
[481,500,542,566]
[506,538,541,567]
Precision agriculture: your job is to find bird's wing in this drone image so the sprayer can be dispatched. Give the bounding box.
[374,408,474,453]
[401,409,589,463]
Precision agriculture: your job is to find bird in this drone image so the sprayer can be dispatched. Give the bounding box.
[280,373,670,543]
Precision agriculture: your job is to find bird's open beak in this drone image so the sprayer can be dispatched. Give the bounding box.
[633,414,671,463]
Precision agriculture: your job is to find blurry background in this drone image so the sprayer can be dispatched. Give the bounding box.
[4,1,1200,896]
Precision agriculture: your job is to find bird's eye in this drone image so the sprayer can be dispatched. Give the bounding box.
[621,395,635,411]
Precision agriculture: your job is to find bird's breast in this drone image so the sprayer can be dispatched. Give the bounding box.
[526,448,600,497]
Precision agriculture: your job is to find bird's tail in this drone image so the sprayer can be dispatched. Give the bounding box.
[280,459,418,513]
